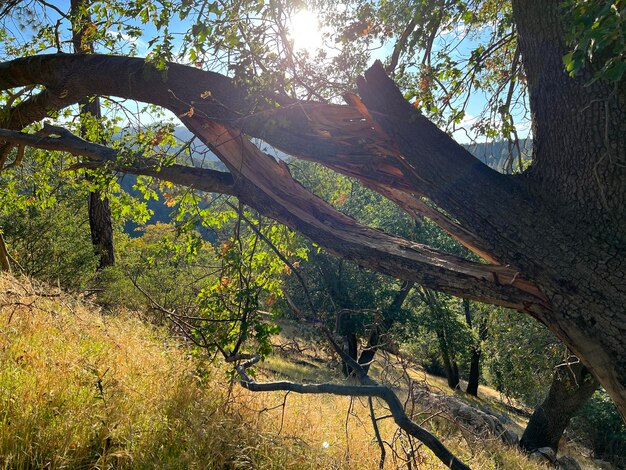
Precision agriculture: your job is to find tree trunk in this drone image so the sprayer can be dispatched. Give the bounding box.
[423,289,460,390]
[341,332,359,377]
[463,298,485,397]
[0,232,10,273]
[71,0,114,270]
[508,0,626,418]
[466,350,481,397]
[358,281,414,374]
[357,326,380,374]
[88,190,114,268]
[520,358,599,452]
[439,332,460,390]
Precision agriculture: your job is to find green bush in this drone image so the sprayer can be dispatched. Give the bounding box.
[569,390,626,468]
[2,201,98,290]
[96,223,217,315]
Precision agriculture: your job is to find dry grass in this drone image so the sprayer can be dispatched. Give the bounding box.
[0,274,548,469]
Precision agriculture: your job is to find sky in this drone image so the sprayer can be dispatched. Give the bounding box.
[4,0,530,144]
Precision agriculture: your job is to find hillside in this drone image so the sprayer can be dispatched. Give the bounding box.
[0,273,579,469]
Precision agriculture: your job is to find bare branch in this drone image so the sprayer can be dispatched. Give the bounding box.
[369,396,386,470]
[235,357,470,470]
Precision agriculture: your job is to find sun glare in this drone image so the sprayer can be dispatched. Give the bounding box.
[288,9,323,53]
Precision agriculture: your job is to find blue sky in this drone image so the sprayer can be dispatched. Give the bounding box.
[7,0,530,144]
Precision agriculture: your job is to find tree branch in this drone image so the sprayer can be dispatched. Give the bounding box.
[0,53,508,262]
[0,125,237,194]
[235,357,470,470]
[0,124,547,311]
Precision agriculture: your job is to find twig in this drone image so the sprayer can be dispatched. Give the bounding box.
[235,355,470,469]
[369,397,386,470]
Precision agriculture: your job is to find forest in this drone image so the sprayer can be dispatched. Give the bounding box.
[0,0,625,468]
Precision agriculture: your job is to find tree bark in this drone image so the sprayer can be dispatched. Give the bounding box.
[520,358,598,453]
[509,0,626,418]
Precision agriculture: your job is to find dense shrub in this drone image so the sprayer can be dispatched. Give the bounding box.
[569,390,626,468]
[1,201,98,289]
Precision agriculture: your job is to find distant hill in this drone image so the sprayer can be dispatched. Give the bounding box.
[465,138,532,171]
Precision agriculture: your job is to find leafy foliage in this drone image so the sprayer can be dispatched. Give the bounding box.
[96,222,215,311]
[1,201,97,289]
[483,309,562,406]
[401,291,473,380]
[569,390,626,468]
[563,1,626,83]
[194,207,306,360]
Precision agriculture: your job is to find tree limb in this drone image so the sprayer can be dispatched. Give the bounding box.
[235,356,470,470]
[0,125,237,194]
[0,53,514,263]
[0,125,548,312]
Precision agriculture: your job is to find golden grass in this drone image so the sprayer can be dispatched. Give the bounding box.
[0,274,547,469]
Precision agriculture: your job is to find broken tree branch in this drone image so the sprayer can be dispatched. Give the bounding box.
[0,54,534,266]
[0,125,548,312]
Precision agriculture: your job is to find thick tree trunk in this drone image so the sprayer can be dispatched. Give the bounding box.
[520,358,598,452]
[354,63,626,418]
[509,0,626,418]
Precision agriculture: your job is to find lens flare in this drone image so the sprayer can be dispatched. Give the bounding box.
[288,9,323,53]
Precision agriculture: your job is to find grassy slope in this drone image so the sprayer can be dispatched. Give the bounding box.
[0,274,548,469]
